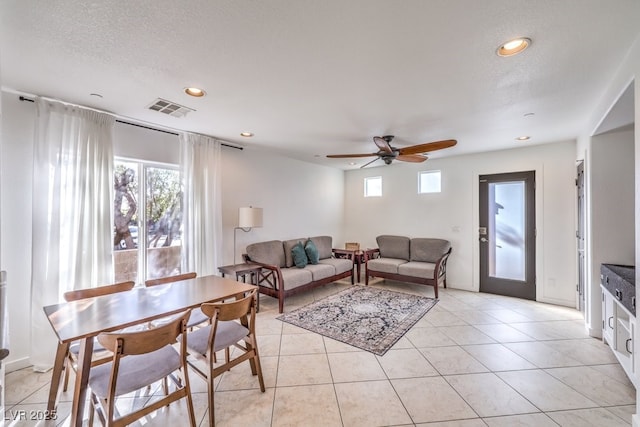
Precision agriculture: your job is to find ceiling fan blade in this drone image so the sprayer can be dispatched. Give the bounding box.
[398,139,457,155]
[397,154,428,163]
[326,153,378,158]
[373,136,393,154]
[360,157,381,168]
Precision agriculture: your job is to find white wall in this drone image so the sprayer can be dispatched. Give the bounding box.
[344,140,578,306]
[113,122,179,163]
[589,128,635,337]
[576,34,640,426]
[0,94,34,370]
[220,147,345,265]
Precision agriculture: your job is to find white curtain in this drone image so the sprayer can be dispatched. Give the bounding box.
[180,133,222,276]
[31,97,115,371]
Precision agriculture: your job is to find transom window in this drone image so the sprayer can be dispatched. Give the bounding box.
[418,170,441,194]
[364,176,382,197]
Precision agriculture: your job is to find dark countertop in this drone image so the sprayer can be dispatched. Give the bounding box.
[602,264,635,286]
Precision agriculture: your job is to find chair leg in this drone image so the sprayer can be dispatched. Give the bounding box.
[88,398,94,427]
[207,367,216,427]
[162,377,169,396]
[63,356,72,392]
[253,352,265,392]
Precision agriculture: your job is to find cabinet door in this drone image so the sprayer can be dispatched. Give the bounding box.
[630,318,635,375]
[602,287,615,344]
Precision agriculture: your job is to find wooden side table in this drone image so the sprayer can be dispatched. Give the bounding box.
[333,249,365,283]
[218,262,263,310]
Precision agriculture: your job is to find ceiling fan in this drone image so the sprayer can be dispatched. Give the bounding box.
[326,135,457,168]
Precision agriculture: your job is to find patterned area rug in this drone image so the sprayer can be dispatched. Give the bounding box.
[277,285,438,356]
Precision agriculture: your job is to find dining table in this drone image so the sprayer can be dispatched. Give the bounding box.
[43,274,258,427]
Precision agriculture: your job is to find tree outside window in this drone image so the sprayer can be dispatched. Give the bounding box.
[113,160,183,283]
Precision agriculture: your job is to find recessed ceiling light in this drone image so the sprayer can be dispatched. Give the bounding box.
[348,162,357,166]
[515,136,531,141]
[240,132,254,137]
[90,93,103,98]
[524,112,535,117]
[184,87,206,97]
[497,37,531,57]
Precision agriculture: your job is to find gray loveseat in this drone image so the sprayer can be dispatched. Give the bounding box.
[365,235,452,298]
[243,236,354,313]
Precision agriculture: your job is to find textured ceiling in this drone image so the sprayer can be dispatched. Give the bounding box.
[1,1,639,169]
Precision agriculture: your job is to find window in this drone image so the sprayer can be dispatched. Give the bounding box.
[418,170,441,193]
[364,176,382,197]
[114,159,183,283]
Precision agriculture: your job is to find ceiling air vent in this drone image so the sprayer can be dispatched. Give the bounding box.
[147,98,195,118]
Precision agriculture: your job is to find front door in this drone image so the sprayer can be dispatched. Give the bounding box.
[479,171,536,300]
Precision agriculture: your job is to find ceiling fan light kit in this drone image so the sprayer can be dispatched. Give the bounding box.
[327,135,456,168]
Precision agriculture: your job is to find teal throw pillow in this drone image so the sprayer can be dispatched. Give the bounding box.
[291,241,309,268]
[305,239,319,264]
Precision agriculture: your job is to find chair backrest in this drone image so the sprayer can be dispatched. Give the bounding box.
[97,310,191,356]
[63,281,135,302]
[201,289,257,323]
[144,272,197,287]
[376,235,410,259]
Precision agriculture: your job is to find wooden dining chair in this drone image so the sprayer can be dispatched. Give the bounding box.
[61,281,136,392]
[144,272,208,328]
[143,272,197,287]
[87,310,196,427]
[186,289,264,427]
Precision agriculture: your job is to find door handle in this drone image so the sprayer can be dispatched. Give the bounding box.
[480,237,488,243]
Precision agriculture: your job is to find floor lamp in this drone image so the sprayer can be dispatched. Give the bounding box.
[234,207,263,264]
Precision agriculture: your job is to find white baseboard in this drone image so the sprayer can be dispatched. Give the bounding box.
[4,357,31,373]
[586,324,602,339]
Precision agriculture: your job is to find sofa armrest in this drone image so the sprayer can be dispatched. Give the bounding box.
[241,254,283,290]
[433,247,452,281]
[364,248,380,262]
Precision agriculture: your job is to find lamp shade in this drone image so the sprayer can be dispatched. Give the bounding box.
[238,207,263,228]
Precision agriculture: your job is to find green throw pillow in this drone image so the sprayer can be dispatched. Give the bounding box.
[305,239,319,264]
[291,241,308,268]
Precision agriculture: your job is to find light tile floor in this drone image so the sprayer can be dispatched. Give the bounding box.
[4,279,637,426]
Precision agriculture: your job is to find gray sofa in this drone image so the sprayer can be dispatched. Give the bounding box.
[365,235,452,298]
[243,236,354,313]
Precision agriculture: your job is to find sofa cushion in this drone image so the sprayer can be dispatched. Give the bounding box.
[410,238,451,263]
[305,239,320,264]
[398,261,436,278]
[304,263,335,281]
[309,236,332,260]
[319,257,353,275]
[284,238,305,268]
[377,235,410,260]
[291,242,309,268]
[367,258,407,274]
[280,268,313,290]
[246,240,285,268]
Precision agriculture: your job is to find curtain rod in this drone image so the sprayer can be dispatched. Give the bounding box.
[18,95,242,150]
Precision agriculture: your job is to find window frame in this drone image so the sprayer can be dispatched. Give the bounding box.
[418,170,442,194]
[114,156,181,284]
[364,176,383,197]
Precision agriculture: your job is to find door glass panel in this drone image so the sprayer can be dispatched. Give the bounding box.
[145,167,183,280]
[113,161,139,283]
[489,181,525,281]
